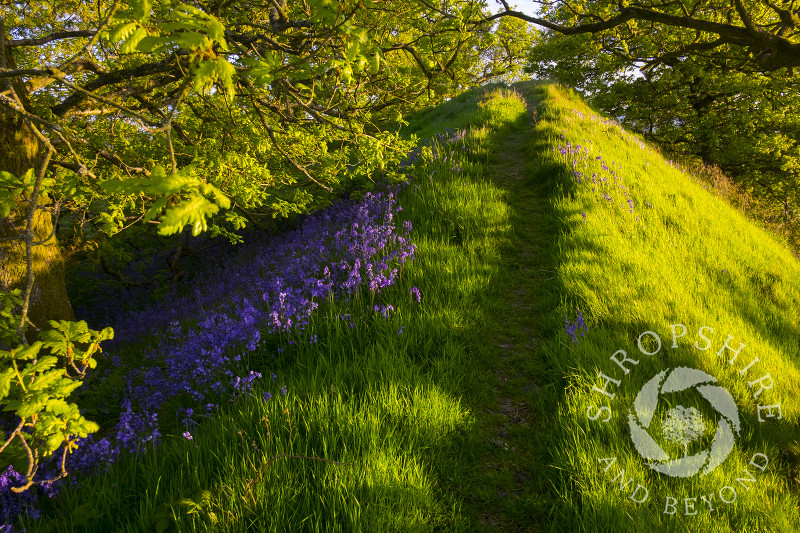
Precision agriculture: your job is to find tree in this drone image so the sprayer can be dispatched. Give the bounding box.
[0,0,531,337]
[1,23,74,341]
[0,0,533,491]
[489,0,800,73]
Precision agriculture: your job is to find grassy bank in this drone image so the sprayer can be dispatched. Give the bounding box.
[18,82,800,532]
[520,82,800,532]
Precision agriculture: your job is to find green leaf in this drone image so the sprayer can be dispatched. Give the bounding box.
[144,196,168,223]
[345,42,361,62]
[208,20,228,50]
[17,393,48,418]
[30,356,59,374]
[175,31,208,50]
[193,58,236,97]
[132,0,152,20]
[193,59,217,92]
[136,35,169,53]
[45,398,72,416]
[14,343,42,361]
[27,369,64,392]
[152,168,201,194]
[158,193,220,235]
[107,22,138,43]
[46,433,65,454]
[369,53,381,75]
[0,367,14,399]
[71,417,99,437]
[120,26,148,54]
[199,183,231,209]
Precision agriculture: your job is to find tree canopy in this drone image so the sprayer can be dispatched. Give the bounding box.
[522,0,799,246]
[491,0,800,73]
[1,0,535,245]
[0,0,536,491]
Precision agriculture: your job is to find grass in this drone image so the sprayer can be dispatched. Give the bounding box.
[516,82,800,532]
[19,82,800,532]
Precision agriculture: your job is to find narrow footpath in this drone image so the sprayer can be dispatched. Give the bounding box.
[459,86,568,532]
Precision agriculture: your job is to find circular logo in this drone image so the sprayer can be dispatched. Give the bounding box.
[628,367,741,478]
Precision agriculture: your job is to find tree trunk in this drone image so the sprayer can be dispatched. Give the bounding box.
[0,25,74,335]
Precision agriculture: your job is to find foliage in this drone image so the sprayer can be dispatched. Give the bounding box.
[0,289,112,495]
[525,2,800,250]
[2,0,533,248]
[492,0,800,72]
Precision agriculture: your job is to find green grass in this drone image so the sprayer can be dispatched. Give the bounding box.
[21,82,800,532]
[522,83,800,532]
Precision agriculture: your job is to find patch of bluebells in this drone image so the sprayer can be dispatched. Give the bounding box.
[112,185,415,452]
[374,304,395,318]
[565,310,588,345]
[0,460,63,528]
[3,183,417,529]
[554,111,652,224]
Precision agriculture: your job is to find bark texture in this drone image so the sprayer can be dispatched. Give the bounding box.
[0,32,74,331]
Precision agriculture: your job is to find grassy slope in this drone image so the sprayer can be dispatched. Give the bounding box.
[521,82,800,531]
[23,85,528,532]
[22,82,800,532]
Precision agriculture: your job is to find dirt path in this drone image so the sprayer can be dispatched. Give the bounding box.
[460,91,567,532]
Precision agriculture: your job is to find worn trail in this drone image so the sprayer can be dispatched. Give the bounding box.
[457,88,567,532]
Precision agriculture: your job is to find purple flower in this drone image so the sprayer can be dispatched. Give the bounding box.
[373,304,395,318]
[565,310,588,345]
[280,385,288,398]
[262,392,273,401]
[410,287,421,303]
[182,432,193,441]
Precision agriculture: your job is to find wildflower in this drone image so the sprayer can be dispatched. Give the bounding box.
[397,326,405,335]
[374,304,395,317]
[262,392,273,401]
[280,385,288,398]
[410,286,422,303]
[565,310,588,345]
[182,432,193,441]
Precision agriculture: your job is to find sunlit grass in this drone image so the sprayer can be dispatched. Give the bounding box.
[21,82,800,532]
[22,87,527,532]
[523,82,800,531]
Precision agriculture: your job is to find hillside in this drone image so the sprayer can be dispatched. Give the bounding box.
[7,81,800,532]
[407,80,800,531]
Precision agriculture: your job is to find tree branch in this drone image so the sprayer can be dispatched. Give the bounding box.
[8,30,97,48]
